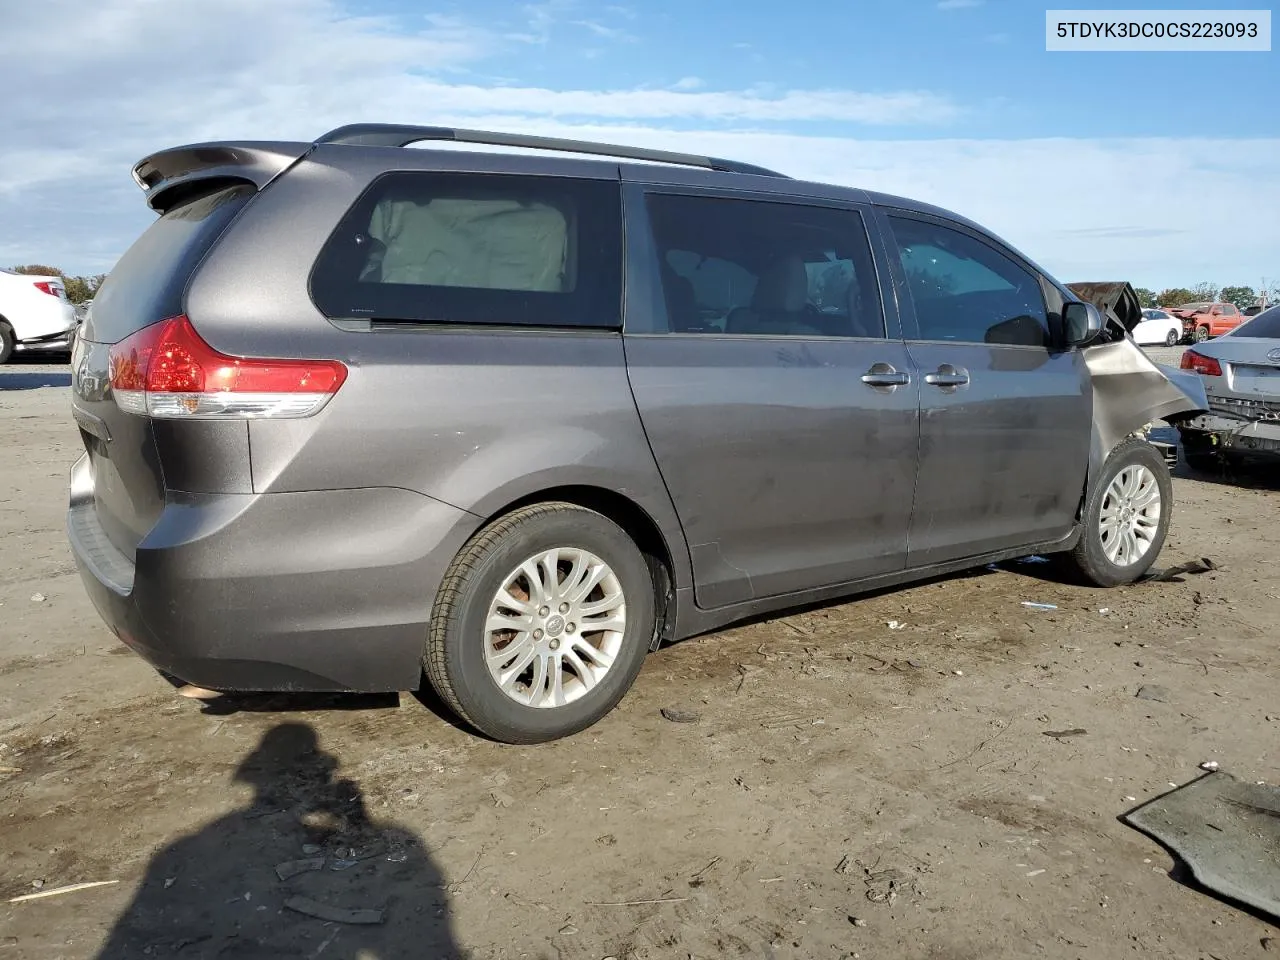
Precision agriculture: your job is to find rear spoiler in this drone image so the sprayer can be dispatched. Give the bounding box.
[131,141,311,213]
[132,121,792,214]
[1065,281,1142,335]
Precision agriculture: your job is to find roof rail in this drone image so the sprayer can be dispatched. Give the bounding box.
[314,123,788,178]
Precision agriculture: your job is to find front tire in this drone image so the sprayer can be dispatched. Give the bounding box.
[0,322,14,364]
[1063,438,1172,587]
[1195,325,1211,343]
[424,503,655,743]
[1164,329,1179,347]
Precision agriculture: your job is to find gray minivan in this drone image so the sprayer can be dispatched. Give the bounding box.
[68,124,1204,742]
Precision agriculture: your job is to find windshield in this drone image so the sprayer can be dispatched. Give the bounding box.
[1229,305,1280,338]
[1176,302,1209,312]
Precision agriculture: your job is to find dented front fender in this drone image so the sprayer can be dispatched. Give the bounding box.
[1083,337,1208,479]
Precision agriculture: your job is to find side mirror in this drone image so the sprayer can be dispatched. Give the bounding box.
[1063,301,1104,346]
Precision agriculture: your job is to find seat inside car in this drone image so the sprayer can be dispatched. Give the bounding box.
[725,255,822,337]
[660,267,706,332]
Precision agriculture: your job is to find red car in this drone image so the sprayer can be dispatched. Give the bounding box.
[1169,302,1245,342]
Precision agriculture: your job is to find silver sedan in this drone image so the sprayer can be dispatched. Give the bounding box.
[1177,305,1280,467]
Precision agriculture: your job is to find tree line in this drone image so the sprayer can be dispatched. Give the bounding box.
[1133,282,1277,311]
[9,265,106,305]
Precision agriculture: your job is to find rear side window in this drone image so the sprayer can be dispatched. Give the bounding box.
[1234,305,1280,338]
[643,193,884,338]
[311,172,622,328]
[887,215,1049,347]
[89,184,253,344]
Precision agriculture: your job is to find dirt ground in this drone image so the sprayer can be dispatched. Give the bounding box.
[2,354,1277,960]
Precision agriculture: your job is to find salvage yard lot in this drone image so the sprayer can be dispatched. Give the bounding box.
[1,358,1277,959]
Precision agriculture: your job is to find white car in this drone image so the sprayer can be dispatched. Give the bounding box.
[0,269,79,363]
[1132,308,1183,347]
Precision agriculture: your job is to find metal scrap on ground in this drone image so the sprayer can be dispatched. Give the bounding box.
[1122,771,1280,921]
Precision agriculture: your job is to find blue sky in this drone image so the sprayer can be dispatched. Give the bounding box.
[371,0,1274,139]
[1,0,1276,289]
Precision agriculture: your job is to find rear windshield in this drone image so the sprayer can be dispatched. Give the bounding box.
[88,184,254,344]
[1232,305,1280,338]
[309,172,622,328]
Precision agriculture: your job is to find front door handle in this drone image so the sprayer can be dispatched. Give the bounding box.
[861,363,910,389]
[924,364,970,389]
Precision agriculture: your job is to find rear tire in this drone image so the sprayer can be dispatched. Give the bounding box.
[1062,438,1172,587]
[0,322,14,364]
[424,502,655,743]
[1164,329,1179,347]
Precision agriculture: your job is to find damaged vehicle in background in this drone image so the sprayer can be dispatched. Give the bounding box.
[1170,301,1246,343]
[1178,305,1280,469]
[68,126,1207,743]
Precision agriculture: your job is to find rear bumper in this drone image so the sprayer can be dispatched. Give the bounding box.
[15,328,75,353]
[67,453,482,692]
[1182,413,1280,456]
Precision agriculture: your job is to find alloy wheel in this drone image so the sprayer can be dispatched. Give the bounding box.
[1098,465,1162,566]
[484,548,627,708]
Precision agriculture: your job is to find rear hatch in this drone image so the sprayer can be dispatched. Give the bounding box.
[71,184,258,557]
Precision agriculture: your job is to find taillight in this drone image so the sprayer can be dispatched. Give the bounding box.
[33,281,61,297]
[1180,349,1222,377]
[108,316,347,419]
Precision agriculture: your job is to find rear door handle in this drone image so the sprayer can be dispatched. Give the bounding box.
[861,363,910,389]
[924,364,969,389]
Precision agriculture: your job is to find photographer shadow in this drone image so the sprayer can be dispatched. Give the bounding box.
[96,722,462,959]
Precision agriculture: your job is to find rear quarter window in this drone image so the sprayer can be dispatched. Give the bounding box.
[89,184,254,344]
[1233,306,1280,338]
[310,172,623,328]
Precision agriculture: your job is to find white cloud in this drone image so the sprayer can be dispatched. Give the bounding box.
[510,124,1273,290]
[1,0,1275,291]
[571,19,636,41]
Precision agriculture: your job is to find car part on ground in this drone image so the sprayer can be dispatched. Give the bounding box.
[1123,771,1280,922]
[67,123,1211,743]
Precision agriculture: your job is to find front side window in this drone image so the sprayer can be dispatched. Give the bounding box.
[311,172,622,327]
[887,216,1049,347]
[644,193,884,338]
[1220,303,1238,316]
